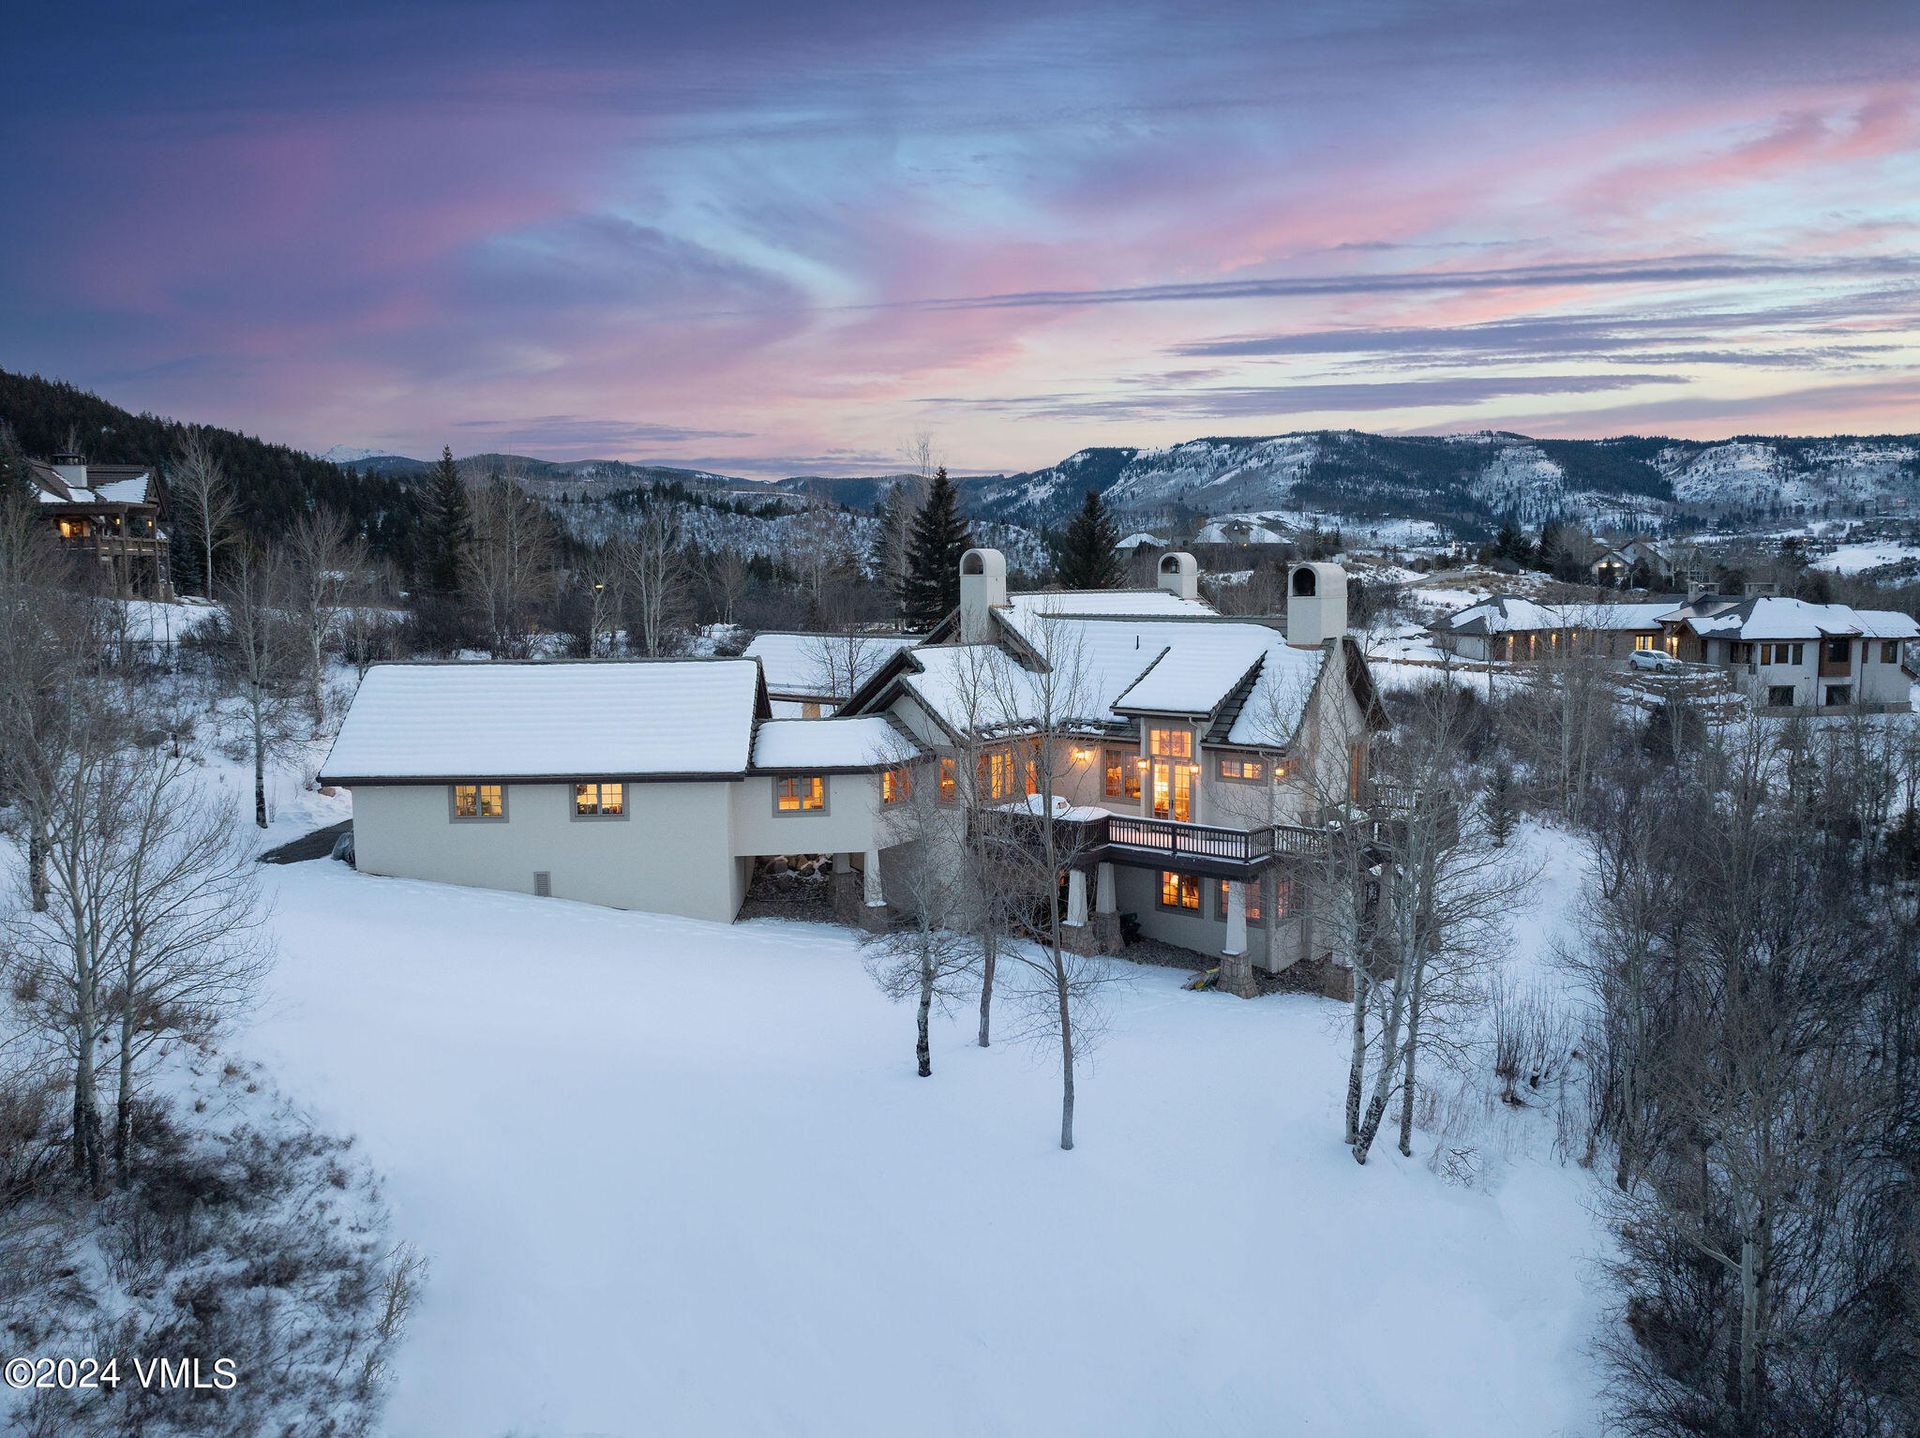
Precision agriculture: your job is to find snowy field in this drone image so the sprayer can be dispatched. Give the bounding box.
[236,836,1606,1437]
[1811,540,1920,575]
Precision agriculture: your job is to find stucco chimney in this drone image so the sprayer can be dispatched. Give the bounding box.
[959,547,1007,642]
[1157,551,1199,601]
[1286,561,1348,647]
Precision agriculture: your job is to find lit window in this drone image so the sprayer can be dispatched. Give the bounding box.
[1632,634,1657,651]
[1218,880,1263,923]
[882,766,910,804]
[453,782,505,820]
[1217,757,1264,782]
[1104,749,1142,800]
[801,701,822,719]
[776,775,826,812]
[1024,757,1039,796]
[1159,870,1200,911]
[574,780,625,817]
[1149,729,1192,758]
[938,757,956,802]
[982,750,1012,800]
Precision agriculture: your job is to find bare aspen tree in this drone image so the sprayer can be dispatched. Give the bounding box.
[221,547,301,829]
[704,548,749,628]
[105,751,272,1182]
[942,643,1014,1048]
[0,499,80,914]
[287,507,369,731]
[1319,678,1532,1162]
[981,617,1116,1150]
[616,503,688,657]
[801,631,888,713]
[466,470,557,660]
[170,432,239,601]
[859,750,977,1076]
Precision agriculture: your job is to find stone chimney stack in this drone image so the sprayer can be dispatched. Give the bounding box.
[1285,560,1348,647]
[1157,551,1199,601]
[959,547,1007,642]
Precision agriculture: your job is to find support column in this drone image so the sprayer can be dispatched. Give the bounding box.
[830,851,861,926]
[1065,868,1089,928]
[863,848,884,907]
[1220,880,1256,998]
[1091,861,1121,951]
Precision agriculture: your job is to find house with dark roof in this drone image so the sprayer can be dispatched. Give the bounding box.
[27,450,172,597]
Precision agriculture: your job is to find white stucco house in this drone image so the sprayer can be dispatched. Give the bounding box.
[740,630,919,717]
[323,549,1388,984]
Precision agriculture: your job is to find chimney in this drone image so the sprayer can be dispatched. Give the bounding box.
[1286,561,1348,647]
[1157,551,1199,601]
[51,449,87,486]
[959,547,1007,642]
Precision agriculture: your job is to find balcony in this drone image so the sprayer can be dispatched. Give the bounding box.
[1084,813,1328,877]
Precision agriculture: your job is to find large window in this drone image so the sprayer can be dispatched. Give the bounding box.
[1148,728,1192,758]
[882,766,910,805]
[1632,633,1658,651]
[938,757,956,803]
[775,775,826,813]
[1159,870,1200,911]
[1767,685,1795,707]
[1884,640,1900,663]
[1824,637,1851,665]
[572,781,626,818]
[1104,749,1142,800]
[451,782,505,821]
[1760,642,1804,666]
[1217,756,1264,782]
[1216,879,1263,924]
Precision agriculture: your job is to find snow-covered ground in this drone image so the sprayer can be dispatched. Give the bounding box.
[1811,540,1920,575]
[234,828,1607,1437]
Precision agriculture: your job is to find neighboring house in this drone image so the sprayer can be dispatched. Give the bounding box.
[26,451,172,597]
[1196,515,1290,545]
[1430,591,1919,714]
[1591,535,1711,591]
[742,631,919,717]
[1113,531,1167,554]
[1430,594,1679,662]
[1663,596,1918,713]
[320,659,920,923]
[324,548,1391,987]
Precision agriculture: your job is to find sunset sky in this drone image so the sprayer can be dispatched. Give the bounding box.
[5,1,1919,476]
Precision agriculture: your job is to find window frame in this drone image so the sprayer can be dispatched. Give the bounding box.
[1766,684,1795,708]
[571,779,629,821]
[937,756,957,803]
[1215,879,1265,926]
[1216,755,1265,783]
[1157,869,1201,913]
[1148,727,1193,759]
[1103,747,1142,800]
[1824,684,1854,707]
[881,765,911,806]
[449,781,508,823]
[1883,640,1899,664]
[772,774,829,815]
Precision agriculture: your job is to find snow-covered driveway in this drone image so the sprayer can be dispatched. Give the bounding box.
[243,861,1603,1437]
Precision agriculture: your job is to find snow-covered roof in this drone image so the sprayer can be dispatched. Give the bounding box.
[1113,532,1166,550]
[1686,597,1920,641]
[1003,589,1217,626]
[743,632,918,699]
[1434,594,1678,636]
[751,717,920,771]
[322,660,764,782]
[90,475,153,504]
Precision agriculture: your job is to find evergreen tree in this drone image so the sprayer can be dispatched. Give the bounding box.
[1055,488,1123,589]
[897,467,972,630]
[417,445,473,595]
[0,419,34,511]
[1486,762,1516,848]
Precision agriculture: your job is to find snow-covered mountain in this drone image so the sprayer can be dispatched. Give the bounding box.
[960,431,1920,534]
[312,444,400,466]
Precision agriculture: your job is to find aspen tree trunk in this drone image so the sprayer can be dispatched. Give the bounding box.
[1345,966,1367,1144]
[27,798,48,912]
[252,684,268,829]
[1056,966,1075,1151]
[114,1002,135,1186]
[916,955,933,1078]
[1397,951,1428,1158]
[1737,1236,1761,1431]
[71,923,104,1196]
[976,931,996,1047]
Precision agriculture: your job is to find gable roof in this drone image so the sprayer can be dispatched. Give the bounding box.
[320,659,768,783]
[1435,594,1682,636]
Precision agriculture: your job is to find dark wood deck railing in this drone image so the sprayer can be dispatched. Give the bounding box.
[1093,814,1329,865]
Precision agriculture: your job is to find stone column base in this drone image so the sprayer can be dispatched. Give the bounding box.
[856,903,890,934]
[1091,912,1122,953]
[1218,951,1258,999]
[1060,922,1098,956]
[830,870,864,927]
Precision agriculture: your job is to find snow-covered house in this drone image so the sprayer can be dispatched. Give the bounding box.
[26,451,172,597]
[1662,596,1918,713]
[837,549,1388,982]
[323,550,1389,983]
[320,660,921,923]
[742,631,919,717]
[1430,594,1677,662]
[1591,536,1710,591]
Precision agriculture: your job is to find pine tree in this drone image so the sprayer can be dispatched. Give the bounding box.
[1055,488,1123,589]
[0,420,35,511]
[1486,762,1516,848]
[897,467,972,631]
[417,445,473,596]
